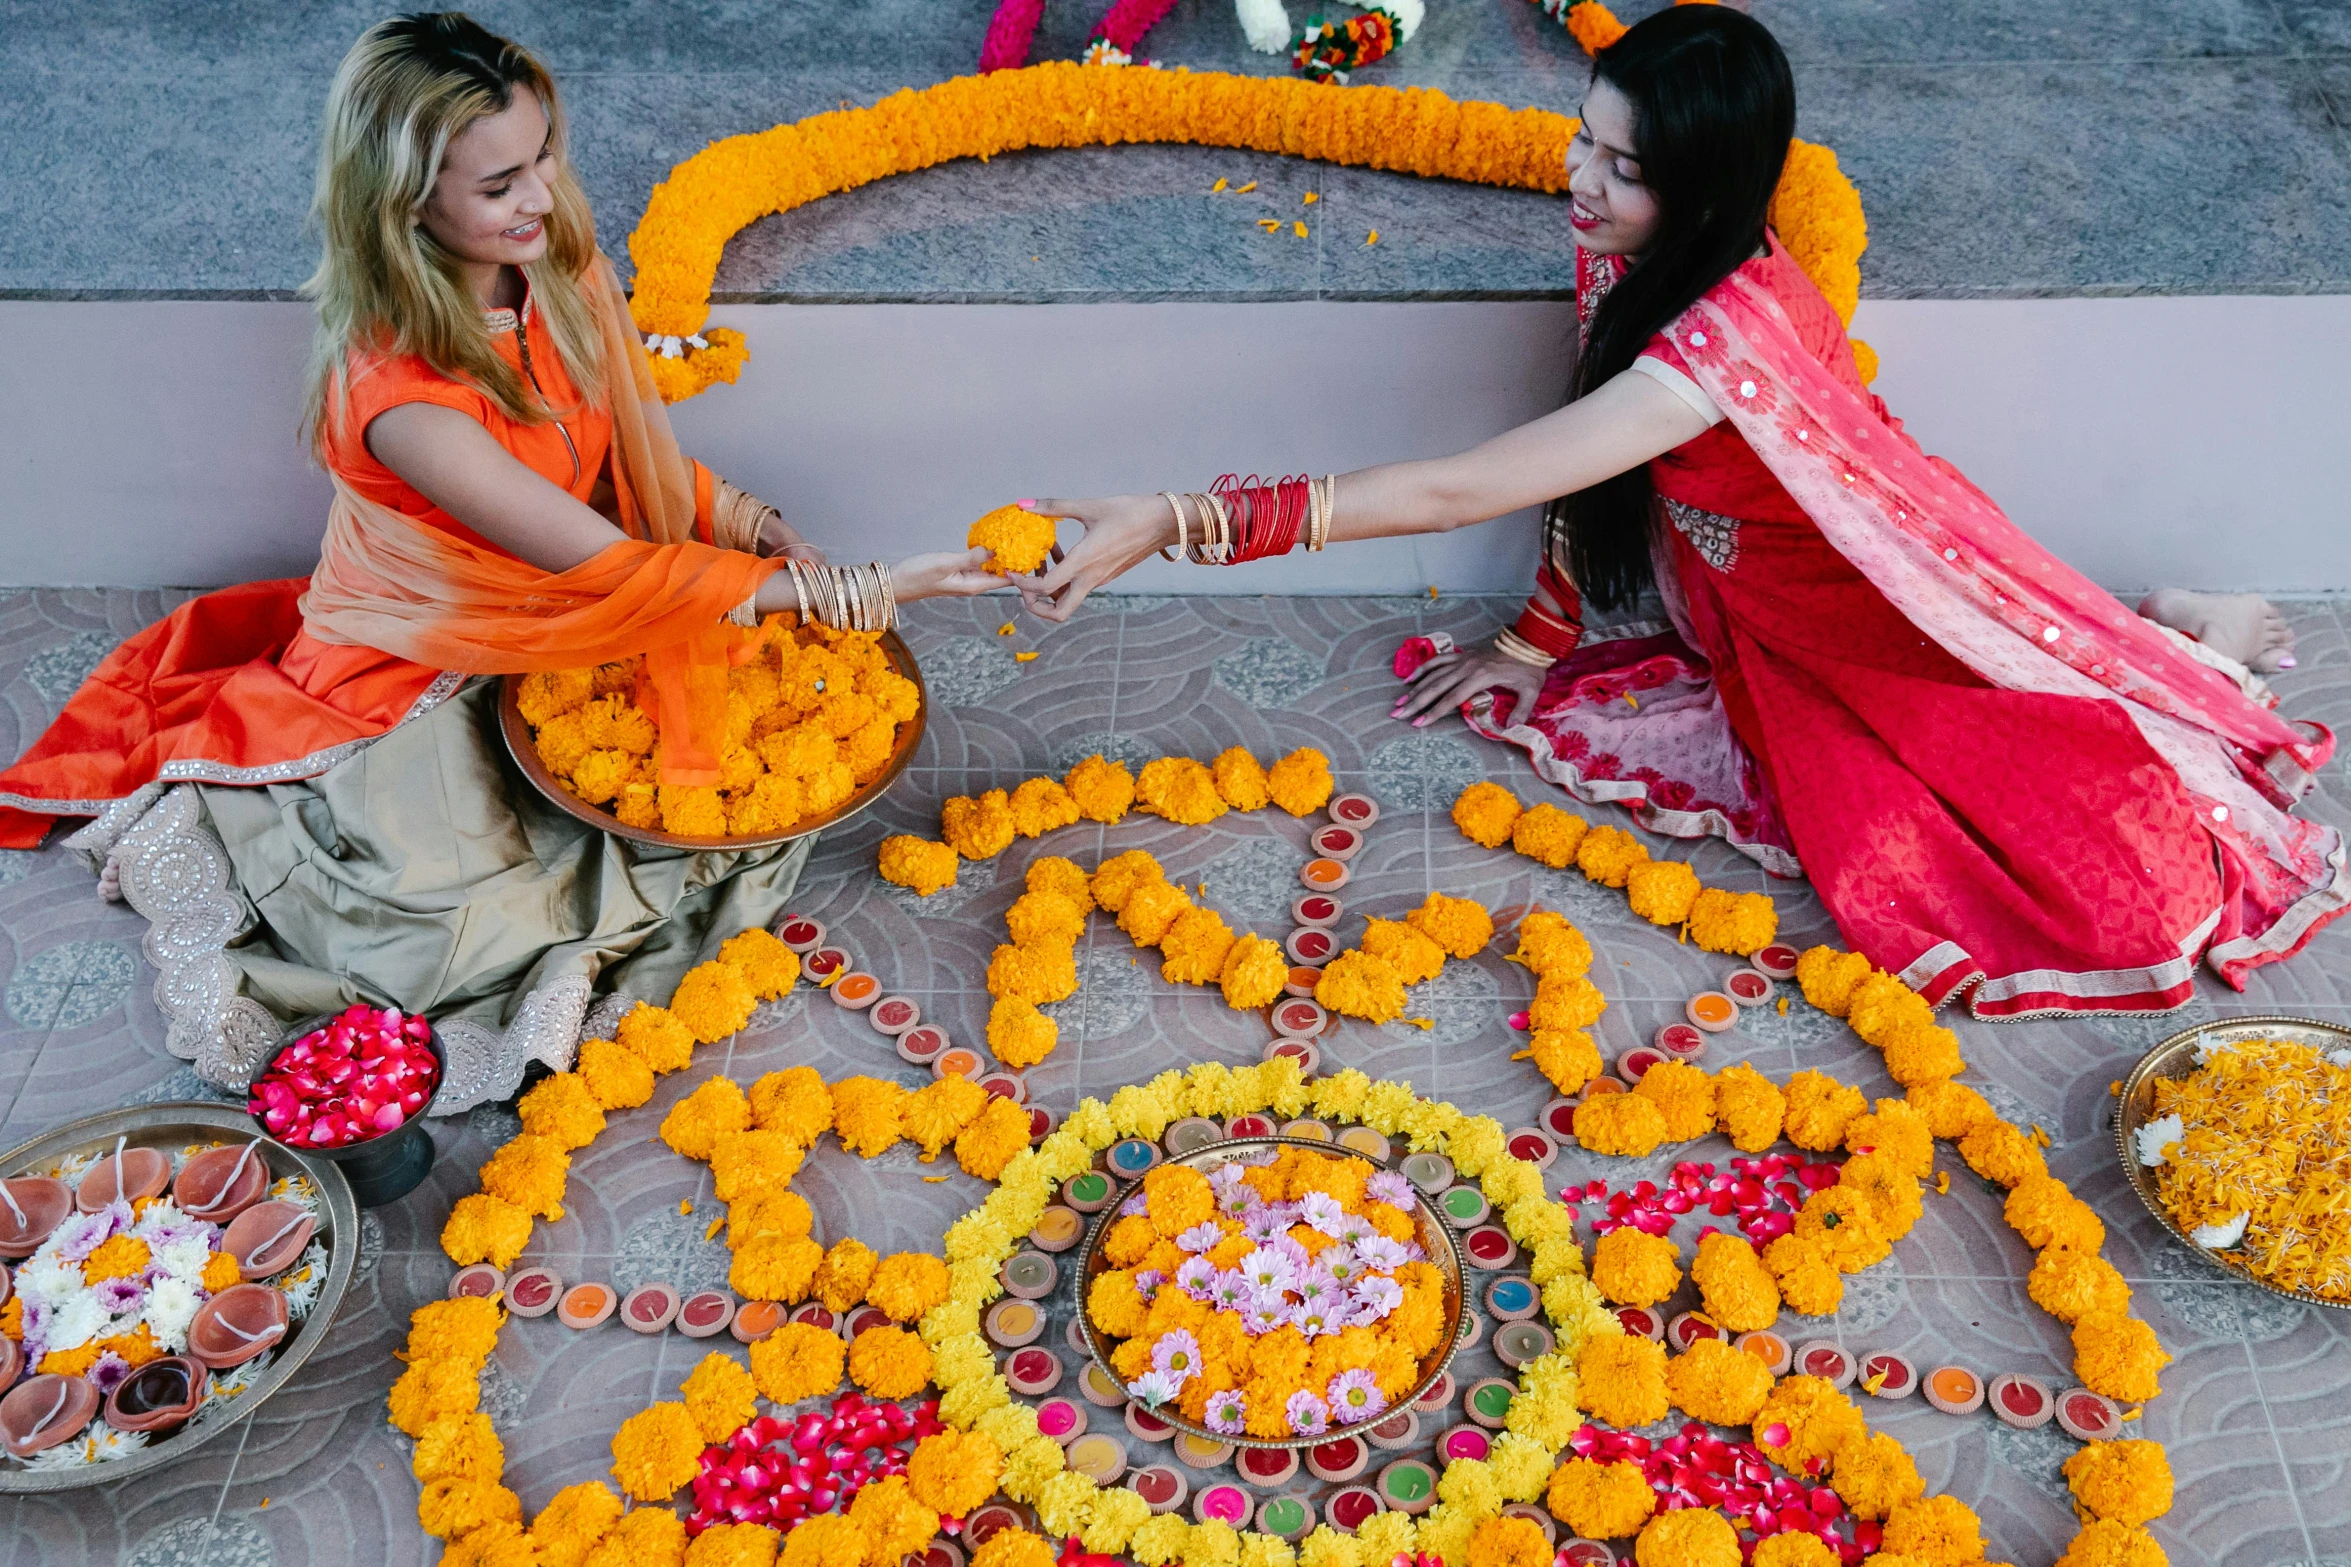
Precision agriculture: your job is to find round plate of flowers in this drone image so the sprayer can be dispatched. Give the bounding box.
[1075,1136,1464,1448]
[0,1103,359,1491]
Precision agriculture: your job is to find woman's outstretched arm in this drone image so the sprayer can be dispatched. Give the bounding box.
[366,404,1004,605]
[1017,367,1712,623]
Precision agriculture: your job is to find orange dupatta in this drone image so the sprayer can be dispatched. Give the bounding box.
[299,255,779,787]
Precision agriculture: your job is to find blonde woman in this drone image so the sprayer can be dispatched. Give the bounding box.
[0,13,998,1098]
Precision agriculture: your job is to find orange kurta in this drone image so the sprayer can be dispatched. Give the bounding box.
[0,272,723,848]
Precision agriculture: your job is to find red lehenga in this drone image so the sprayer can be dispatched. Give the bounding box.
[1465,240,2343,1017]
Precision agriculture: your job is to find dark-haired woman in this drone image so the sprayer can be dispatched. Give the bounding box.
[1018,6,2340,1016]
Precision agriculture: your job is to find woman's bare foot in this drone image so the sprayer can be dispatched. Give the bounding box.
[96,855,123,902]
[2139,589,2298,673]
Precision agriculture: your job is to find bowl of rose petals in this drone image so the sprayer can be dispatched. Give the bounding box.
[246,1006,442,1207]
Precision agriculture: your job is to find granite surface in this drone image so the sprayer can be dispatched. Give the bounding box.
[5,588,2351,1562]
[4,0,2349,303]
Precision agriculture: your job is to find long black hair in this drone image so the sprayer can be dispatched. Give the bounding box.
[1543,6,1796,611]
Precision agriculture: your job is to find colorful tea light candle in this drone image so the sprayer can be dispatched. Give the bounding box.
[1859,1351,1917,1399]
[448,1264,503,1301]
[1268,997,1331,1037]
[2056,1387,2121,1441]
[505,1267,560,1317]
[1399,1152,1454,1193]
[1652,1023,1708,1059]
[1336,1126,1391,1161]
[962,1505,1025,1547]
[1079,1364,1129,1408]
[933,1047,985,1079]
[1792,1339,1855,1387]
[621,1283,679,1334]
[1989,1373,2054,1429]
[1616,1046,1669,1083]
[1306,1435,1369,1482]
[1669,1313,1725,1351]
[1281,967,1323,1000]
[1067,1432,1128,1484]
[1925,1365,1985,1415]
[1066,1315,1091,1357]
[897,1024,949,1065]
[729,1300,784,1343]
[774,914,826,953]
[1255,1495,1314,1542]
[250,1004,440,1148]
[1285,927,1337,965]
[677,1290,734,1339]
[1456,1311,1485,1352]
[868,995,921,1034]
[1173,1432,1234,1470]
[1734,1329,1789,1374]
[790,1303,842,1333]
[1560,1539,1618,1565]
[1579,1076,1627,1100]
[1326,1487,1385,1533]
[805,946,850,980]
[999,1251,1057,1299]
[972,1070,1026,1103]
[1724,968,1774,1006]
[1034,1398,1088,1443]
[1309,824,1363,861]
[1299,856,1351,891]
[846,1305,894,1338]
[1129,1465,1188,1513]
[1483,1277,1540,1322]
[1750,942,1801,979]
[1281,1119,1332,1142]
[557,1282,616,1330]
[914,1546,964,1567]
[1463,1378,1517,1431]
[1262,1038,1319,1075]
[1125,1403,1176,1443]
[1366,1410,1421,1451]
[1025,1105,1055,1142]
[1463,1225,1516,1269]
[1291,892,1343,928]
[1237,1445,1299,1487]
[1329,793,1380,826]
[1437,1185,1490,1226]
[1501,1505,1557,1546]
[983,1299,1043,1348]
[1685,991,1739,1032]
[1494,1320,1555,1368]
[1107,1138,1161,1177]
[1376,1459,1437,1514]
[1411,1372,1455,1414]
[1194,1484,1254,1528]
[1164,1117,1223,1156]
[1541,1098,1579,1140]
[1438,1426,1491,1463]
[1617,1306,1665,1341]
[1063,1171,1115,1212]
[1504,1127,1556,1167]
[1224,1113,1277,1139]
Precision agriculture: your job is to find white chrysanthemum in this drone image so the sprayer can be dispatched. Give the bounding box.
[43,1293,111,1354]
[2133,1113,2185,1167]
[130,1198,190,1240]
[27,1427,147,1470]
[14,1255,86,1309]
[151,1235,212,1284]
[276,1242,330,1318]
[142,1277,202,1353]
[2192,1212,2250,1249]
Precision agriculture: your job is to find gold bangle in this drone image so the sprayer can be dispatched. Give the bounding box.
[784,559,810,627]
[875,562,897,632]
[1317,474,1337,552]
[1195,492,1232,564]
[1305,476,1325,554]
[854,564,875,632]
[1158,492,1190,563]
[1492,628,1557,668]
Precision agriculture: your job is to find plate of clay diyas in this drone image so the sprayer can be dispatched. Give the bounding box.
[0,1103,358,1491]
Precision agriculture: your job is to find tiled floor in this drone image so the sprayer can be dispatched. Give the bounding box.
[5,588,2351,1564]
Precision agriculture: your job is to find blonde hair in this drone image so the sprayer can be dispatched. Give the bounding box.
[302,12,605,455]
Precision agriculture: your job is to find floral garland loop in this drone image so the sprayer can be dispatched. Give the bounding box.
[623,62,1872,403]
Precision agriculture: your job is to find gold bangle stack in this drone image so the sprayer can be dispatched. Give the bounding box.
[1306,473,1336,552]
[1491,627,1558,668]
[1158,492,1191,563]
[778,559,897,633]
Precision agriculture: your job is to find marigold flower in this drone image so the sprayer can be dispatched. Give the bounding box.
[1686,887,1776,955]
[479,1133,569,1220]
[1633,1506,1740,1567]
[1547,1456,1655,1539]
[610,1402,705,1501]
[1691,1230,1781,1331]
[1209,746,1271,810]
[616,1001,697,1073]
[200,1250,244,1293]
[968,503,1058,574]
[1160,906,1239,985]
[812,1237,880,1314]
[1136,755,1228,825]
[1528,1028,1603,1096]
[1845,1097,1934,1179]
[2028,1244,2131,1325]
[849,1474,939,1564]
[1782,1069,1869,1151]
[2071,1311,2169,1402]
[732,1234,825,1303]
[1451,781,1522,847]
[682,1521,779,1567]
[2054,1519,2168,1567]
[1881,1018,1967,1086]
[1666,1334,1776,1425]
[942,790,1018,860]
[1752,1374,1865,1475]
[1219,934,1288,1010]
[1509,802,1586,867]
[1575,1333,1670,1428]
[680,1350,759,1443]
[586,1505,688,1567]
[1749,1534,1837,1567]
[519,668,596,726]
[2005,1174,2107,1253]
[1631,1059,1714,1142]
[1905,1076,1995,1140]
[402,1297,504,1373]
[748,1064,832,1143]
[1402,892,1493,958]
[780,1515,872,1567]
[903,1072,991,1160]
[1082,1486,1153,1555]
[417,1475,524,1540]
[712,929,801,1002]
[658,783,729,837]
[1831,1430,1925,1519]
[569,1039,655,1117]
[1026,854,1095,912]
[879,834,960,896]
[1880,1494,1986,1564]
[1315,949,1407,1023]
[1362,917,1447,985]
[970,1528,1056,1567]
[1463,1516,1549,1567]
[80,1233,152,1283]
[517,1071,607,1151]
[1625,859,1702,926]
[1795,1185,1890,1272]
[1836,1150,1923,1241]
[1572,1091,1668,1157]
[1592,1227,1683,1307]
[985,941,1079,1005]
[388,1359,481,1437]
[848,1324,934,1399]
[652,1076,746,1163]
[1529,972,1606,1033]
[1512,910,1593,978]
[1065,754,1138,823]
[1266,748,1334,816]
[1574,824,1648,887]
[1845,972,1935,1048]
[1708,1061,1785,1151]
[988,996,1060,1070]
[750,1321,846,1403]
[1006,889,1086,949]
[1793,945,1873,1015]
[411,1412,503,1485]
[1090,847,1165,913]
[1761,1233,1844,1316]
[868,1252,952,1323]
[908,1427,1003,1516]
[955,1096,1035,1180]
[1959,1118,2047,1189]
[1117,880,1194,948]
[440,1192,535,1269]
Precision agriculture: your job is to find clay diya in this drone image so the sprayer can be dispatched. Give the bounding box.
[1,1374,100,1458]
[174,1140,272,1224]
[75,1142,170,1213]
[104,1355,209,1434]
[0,1335,18,1390]
[505,1267,563,1317]
[221,1200,318,1280]
[186,1283,289,1369]
[0,1175,71,1259]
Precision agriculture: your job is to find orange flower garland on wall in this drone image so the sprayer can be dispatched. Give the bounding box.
[624,61,1874,402]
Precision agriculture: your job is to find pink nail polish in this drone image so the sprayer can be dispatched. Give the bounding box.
[2279,654,2298,669]
[1016,498,1036,508]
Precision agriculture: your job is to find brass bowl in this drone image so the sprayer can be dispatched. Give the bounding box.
[0,1104,359,1492]
[2114,1013,2351,1311]
[1074,1136,1466,1450]
[498,628,927,850]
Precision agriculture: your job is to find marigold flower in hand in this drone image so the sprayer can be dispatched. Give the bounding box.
[1510,801,1586,867]
[1266,747,1334,816]
[1547,1456,1656,1539]
[1592,1227,1683,1307]
[1450,781,1522,847]
[968,503,1058,574]
[879,834,960,896]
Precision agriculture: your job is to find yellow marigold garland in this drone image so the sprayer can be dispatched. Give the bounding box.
[624,63,1872,401]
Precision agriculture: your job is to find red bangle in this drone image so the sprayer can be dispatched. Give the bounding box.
[1516,563,1586,658]
[1213,473,1310,564]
